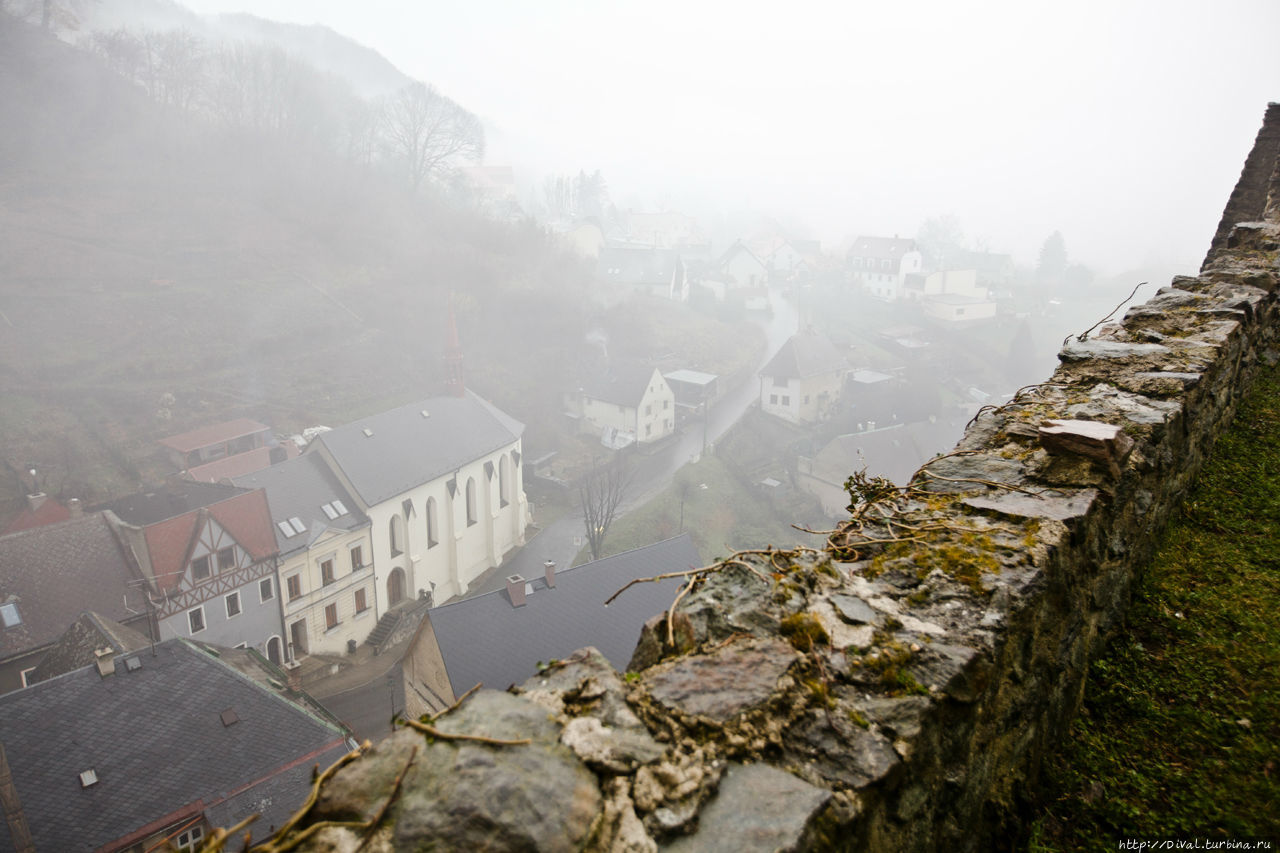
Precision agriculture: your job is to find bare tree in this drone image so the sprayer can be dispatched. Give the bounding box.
[382,81,484,192]
[579,456,635,561]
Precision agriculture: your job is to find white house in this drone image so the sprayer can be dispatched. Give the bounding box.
[917,269,998,324]
[308,391,529,610]
[847,236,923,301]
[232,454,376,659]
[758,329,849,424]
[577,365,676,446]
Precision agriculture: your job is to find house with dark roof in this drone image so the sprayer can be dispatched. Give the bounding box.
[758,328,849,424]
[307,390,528,609]
[26,610,153,685]
[104,484,283,660]
[575,363,676,447]
[159,418,297,482]
[0,638,353,853]
[232,455,375,660]
[0,512,152,693]
[797,419,965,515]
[597,246,689,301]
[400,535,699,716]
[847,236,924,301]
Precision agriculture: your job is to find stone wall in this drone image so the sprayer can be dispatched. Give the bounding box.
[260,104,1280,853]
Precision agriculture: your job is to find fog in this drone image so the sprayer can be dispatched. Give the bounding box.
[177,0,1280,272]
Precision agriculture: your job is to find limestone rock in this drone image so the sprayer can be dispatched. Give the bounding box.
[664,763,832,852]
[643,637,796,722]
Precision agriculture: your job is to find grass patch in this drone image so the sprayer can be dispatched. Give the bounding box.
[1027,360,1280,848]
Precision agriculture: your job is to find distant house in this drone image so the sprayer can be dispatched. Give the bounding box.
[576,364,676,446]
[797,420,965,516]
[597,246,689,300]
[0,638,352,853]
[916,269,998,324]
[622,210,711,257]
[758,329,849,424]
[232,454,375,661]
[159,418,298,482]
[104,482,283,659]
[307,391,529,610]
[718,241,769,289]
[400,535,699,715]
[0,513,152,693]
[847,236,924,301]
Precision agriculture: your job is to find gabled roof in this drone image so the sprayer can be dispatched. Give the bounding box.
[27,611,153,684]
[759,329,847,380]
[0,513,145,662]
[580,364,665,408]
[425,535,700,697]
[0,639,350,852]
[158,418,270,454]
[231,454,368,557]
[138,489,278,594]
[310,391,524,507]
[717,241,767,273]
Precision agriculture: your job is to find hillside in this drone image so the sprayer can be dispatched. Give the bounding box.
[0,18,759,521]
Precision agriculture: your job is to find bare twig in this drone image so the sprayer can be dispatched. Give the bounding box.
[666,578,699,647]
[1064,281,1147,346]
[400,717,532,746]
[429,684,481,722]
[258,747,365,847]
[355,746,418,852]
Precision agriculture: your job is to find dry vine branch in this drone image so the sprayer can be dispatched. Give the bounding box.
[1063,281,1147,346]
[249,747,366,850]
[400,717,532,747]
[355,746,418,852]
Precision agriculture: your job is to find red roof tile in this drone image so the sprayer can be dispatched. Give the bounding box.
[143,490,278,593]
[158,419,270,454]
[2,497,71,535]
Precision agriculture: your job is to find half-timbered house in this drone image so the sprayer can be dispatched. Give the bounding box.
[105,483,284,659]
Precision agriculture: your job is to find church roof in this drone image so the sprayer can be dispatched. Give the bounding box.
[311,391,524,507]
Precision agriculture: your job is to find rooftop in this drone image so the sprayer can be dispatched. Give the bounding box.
[158,418,270,454]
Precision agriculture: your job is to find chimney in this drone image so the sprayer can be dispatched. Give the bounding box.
[543,560,557,588]
[506,575,526,607]
[24,494,46,513]
[94,647,115,678]
[67,498,83,518]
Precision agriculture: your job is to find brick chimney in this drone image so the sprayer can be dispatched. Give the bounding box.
[506,575,526,607]
[543,560,557,588]
[94,647,115,678]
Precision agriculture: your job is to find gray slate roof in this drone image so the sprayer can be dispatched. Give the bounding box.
[0,513,147,661]
[231,453,368,557]
[27,611,153,684]
[0,639,350,852]
[759,329,847,380]
[580,363,664,408]
[312,391,524,507]
[99,480,248,526]
[426,535,700,696]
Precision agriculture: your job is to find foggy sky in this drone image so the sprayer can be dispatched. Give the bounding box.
[181,0,1280,273]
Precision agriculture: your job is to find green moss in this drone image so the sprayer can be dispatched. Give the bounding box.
[848,709,871,729]
[1028,356,1280,848]
[780,612,829,651]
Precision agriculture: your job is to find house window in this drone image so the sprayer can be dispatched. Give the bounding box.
[389,516,404,556]
[175,826,204,852]
[350,545,363,571]
[645,424,652,436]
[191,555,211,581]
[498,458,510,509]
[259,578,274,603]
[325,603,338,630]
[782,396,791,406]
[19,667,36,688]
[217,547,235,571]
[770,394,778,405]
[645,404,652,415]
[426,498,438,547]
[355,588,368,613]
[664,399,669,409]
[804,395,810,405]
[287,574,302,601]
[225,591,241,619]
[321,558,335,586]
[466,477,477,527]
[188,607,205,634]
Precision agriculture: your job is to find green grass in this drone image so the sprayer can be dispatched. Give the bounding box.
[1027,361,1280,849]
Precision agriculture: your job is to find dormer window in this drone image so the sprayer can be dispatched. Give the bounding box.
[217,547,235,571]
[0,603,20,628]
[192,555,211,581]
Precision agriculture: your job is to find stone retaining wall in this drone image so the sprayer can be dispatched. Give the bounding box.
[263,103,1280,853]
